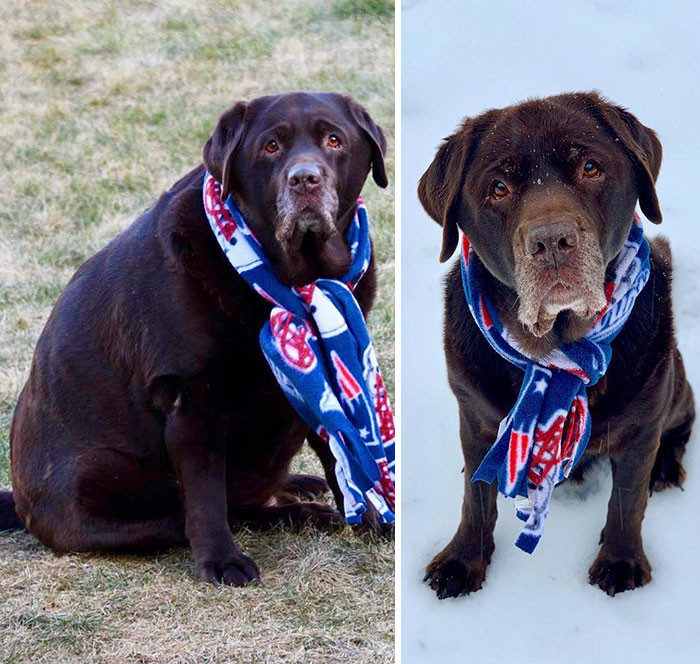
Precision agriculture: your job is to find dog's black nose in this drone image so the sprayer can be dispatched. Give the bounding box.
[287,163,322,191]
[526,221,579,266]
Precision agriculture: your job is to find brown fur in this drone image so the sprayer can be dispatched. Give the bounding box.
[1,92,389,586]
[419,92,693,597]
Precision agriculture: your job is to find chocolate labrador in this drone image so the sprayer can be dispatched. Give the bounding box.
[1,91,389,586]
[419,92,693,597]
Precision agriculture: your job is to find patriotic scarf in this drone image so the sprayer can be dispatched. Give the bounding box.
[462,216,650,552]
[202,173,395,525]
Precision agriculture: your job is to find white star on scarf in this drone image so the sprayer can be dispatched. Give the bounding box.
[359,427,369,438]
[534,378,548,394]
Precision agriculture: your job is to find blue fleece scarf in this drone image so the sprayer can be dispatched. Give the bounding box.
[461,216,650,552]
[202,173,395,525]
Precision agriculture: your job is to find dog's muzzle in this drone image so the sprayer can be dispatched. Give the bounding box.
[515,222,607,336]
[275,163,339,248]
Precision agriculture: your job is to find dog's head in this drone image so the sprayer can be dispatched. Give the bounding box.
[419,92,662,340]
[203,91,387,285]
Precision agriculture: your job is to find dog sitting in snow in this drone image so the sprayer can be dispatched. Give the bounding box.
[419,92,693,597]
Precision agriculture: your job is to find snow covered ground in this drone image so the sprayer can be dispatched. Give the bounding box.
[400,1,700,662]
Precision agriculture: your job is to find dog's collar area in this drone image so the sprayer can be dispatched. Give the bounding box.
[203,173,369,290]
[460,215,643,339]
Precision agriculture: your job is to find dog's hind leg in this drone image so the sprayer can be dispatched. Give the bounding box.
[41,511,187,554]
[650,351,694,493]
[650,410,693,492]
[279,473,330,500]
[15,451,187,552]
[229,500,343,533]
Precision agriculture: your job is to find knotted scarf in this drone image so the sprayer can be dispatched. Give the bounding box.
[462,216,650,552]
[202,173,395,525]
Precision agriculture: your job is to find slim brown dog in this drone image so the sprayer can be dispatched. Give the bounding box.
[1,91,389,586]
[418,92,693,597]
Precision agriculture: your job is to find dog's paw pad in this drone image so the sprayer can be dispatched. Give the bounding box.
[196,553,261,587]
[424,555,488,599]
[588,552,651,596]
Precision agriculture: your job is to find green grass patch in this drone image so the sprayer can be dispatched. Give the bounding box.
[331,0,395,20]
[0,0,394,660]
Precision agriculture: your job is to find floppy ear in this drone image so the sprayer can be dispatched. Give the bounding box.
[596,101,663,224]
[418,126,470,262]
[347,100,388,188]
[202,101,248,201]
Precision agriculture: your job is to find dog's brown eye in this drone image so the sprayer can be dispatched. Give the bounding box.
[583,161,601,178]
[327,134,341,148]
[265,140,279,154]
[492,181,509,199]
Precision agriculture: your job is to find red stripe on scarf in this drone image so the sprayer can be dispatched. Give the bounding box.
[203,176,237,241]
[595,282,616,323]
[508,431,529,486]
[332,352,362,400]
[480,297,493,328]
[461,234,471,263]
[562,396,586,460]
[374,372,395,444]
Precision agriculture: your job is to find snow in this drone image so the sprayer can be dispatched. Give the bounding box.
[400,1,700,661]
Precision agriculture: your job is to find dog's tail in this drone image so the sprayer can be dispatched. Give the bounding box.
[0,491,24,531]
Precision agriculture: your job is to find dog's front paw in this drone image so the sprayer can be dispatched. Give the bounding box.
[195,551,261,587]
[588,550,651,596]
[424,549,490,599]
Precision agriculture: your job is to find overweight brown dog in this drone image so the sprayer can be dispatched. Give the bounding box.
[418,92,693,597]
[1,91,388,586]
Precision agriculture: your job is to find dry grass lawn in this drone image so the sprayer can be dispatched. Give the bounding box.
[0,1,394,662]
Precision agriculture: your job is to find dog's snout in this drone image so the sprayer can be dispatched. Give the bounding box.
[525,221,579,266]
[287,163,322,191]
